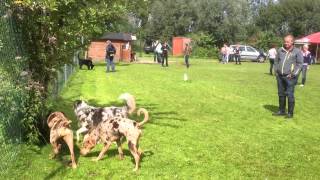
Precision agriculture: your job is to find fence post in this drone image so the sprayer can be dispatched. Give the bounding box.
[64,64,67,85]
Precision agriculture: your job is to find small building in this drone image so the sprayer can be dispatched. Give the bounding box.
[88,32,135,62]
[172,37,192,56]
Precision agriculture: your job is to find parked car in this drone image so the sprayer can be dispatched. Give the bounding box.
[230,45,267,62]
[144,44,154,54]
[144,38,155,54]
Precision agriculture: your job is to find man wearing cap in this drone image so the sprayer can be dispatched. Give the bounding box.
[273,35,303,119]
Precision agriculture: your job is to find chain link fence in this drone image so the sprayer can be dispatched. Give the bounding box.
[50,53,78,98]
[0,1,78,176]
[0,0,26,175]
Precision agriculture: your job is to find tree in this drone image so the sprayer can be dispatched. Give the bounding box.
[256,0,320,37]
[9,0,135,143]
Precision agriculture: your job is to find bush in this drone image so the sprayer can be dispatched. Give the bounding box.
[187,32,219,58]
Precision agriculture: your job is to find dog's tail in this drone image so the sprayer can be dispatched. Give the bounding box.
[118,93,136,115]
[137,108,149,128]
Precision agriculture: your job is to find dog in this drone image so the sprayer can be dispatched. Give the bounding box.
[80,108,149,171]
[73,93,137,142]
[79,58,94,70]
[47,112,77,169]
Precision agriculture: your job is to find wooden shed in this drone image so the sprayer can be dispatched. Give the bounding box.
[88,32,135,62]
[172,37,191,56]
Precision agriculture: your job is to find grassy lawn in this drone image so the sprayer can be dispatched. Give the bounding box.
[12,57,320,179]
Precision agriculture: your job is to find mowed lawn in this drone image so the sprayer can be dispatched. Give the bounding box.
[14,58,320,179]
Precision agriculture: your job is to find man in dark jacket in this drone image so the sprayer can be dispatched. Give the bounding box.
[273,35,303,118]
[161,41,170,67]
[105,40,116,72]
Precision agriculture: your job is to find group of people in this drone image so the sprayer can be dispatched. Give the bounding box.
[104,39,192,73]
[152,40,192,68]
[220,44,241,64]
[153,40,171,67]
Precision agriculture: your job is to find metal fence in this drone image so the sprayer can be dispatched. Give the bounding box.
[0,0,26,175]
[50,53,78,98]
[0,0,77,176]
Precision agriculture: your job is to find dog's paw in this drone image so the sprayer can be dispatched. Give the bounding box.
[119,154,124,160]
[132,167,139,172]
[70,163,77,169]
[91,158,100,162]
[49,154,56,159]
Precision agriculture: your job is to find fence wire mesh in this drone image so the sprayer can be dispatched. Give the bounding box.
[0,0,78,175]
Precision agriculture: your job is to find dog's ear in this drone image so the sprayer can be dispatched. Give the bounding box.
[73,100,82,109]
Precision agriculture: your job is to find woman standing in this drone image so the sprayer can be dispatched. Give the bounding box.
[300,44,312,87]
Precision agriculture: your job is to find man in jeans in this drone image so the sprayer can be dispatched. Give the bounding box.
[273,35,303,119]
[105,40,116,72]
[184,43,192,68]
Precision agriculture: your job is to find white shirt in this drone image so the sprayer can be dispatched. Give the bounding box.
[268,48,277,59]
[155,43,162,53]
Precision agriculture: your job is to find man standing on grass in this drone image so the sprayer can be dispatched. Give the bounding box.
[184,43,192,68]
[273,35,303,119]
[105,40,116,72]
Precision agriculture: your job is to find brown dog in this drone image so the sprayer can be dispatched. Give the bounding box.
[80,108,149,171]
[47,112,77,169]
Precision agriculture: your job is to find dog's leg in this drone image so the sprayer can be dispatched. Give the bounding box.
[116,140,124,160]
[128,140,140,171]
[76,127,88,142]
[63,130,77,169]
[94,141,112,161]
[49,132,61,159]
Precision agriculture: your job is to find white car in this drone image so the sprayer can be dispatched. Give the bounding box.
[230,45,266,62]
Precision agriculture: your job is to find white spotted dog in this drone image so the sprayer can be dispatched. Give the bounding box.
[80,108,149,171]
[73,93,136,142]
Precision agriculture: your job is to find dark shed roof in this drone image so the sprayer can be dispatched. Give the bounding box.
[99,32,132,41]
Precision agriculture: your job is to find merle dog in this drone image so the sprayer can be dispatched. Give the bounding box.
[80,108,149,171]
[73,93,137,142]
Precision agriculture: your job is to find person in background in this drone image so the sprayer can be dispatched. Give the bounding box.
[184,43,192,68]
[220,45,227,64]
[268,45,277,75]
[273,35,303,119]
[154,41,163,63]
[299,44,312,87]
[105,40,116,72]
[152,40,159,62]
[234,44,241,65]
[224,44,231,64]
[161,41,171,67]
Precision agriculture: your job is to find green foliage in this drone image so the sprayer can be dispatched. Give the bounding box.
[6,0,137,144]
[187,32,219,58]
[256,0,320,36]
[145,0,251,45]
[250,31,282,51]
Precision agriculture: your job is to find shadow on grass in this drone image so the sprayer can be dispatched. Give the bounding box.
[44,144,81,180]
[81,145,154,168]
[43,165,66,180]
[84,100,185,129]
[92,63,132,67]
[263,104,278,113]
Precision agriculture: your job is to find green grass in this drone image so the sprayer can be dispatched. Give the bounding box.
[11,58,320,179]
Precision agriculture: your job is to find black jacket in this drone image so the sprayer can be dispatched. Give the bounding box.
[106,44,116,58]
